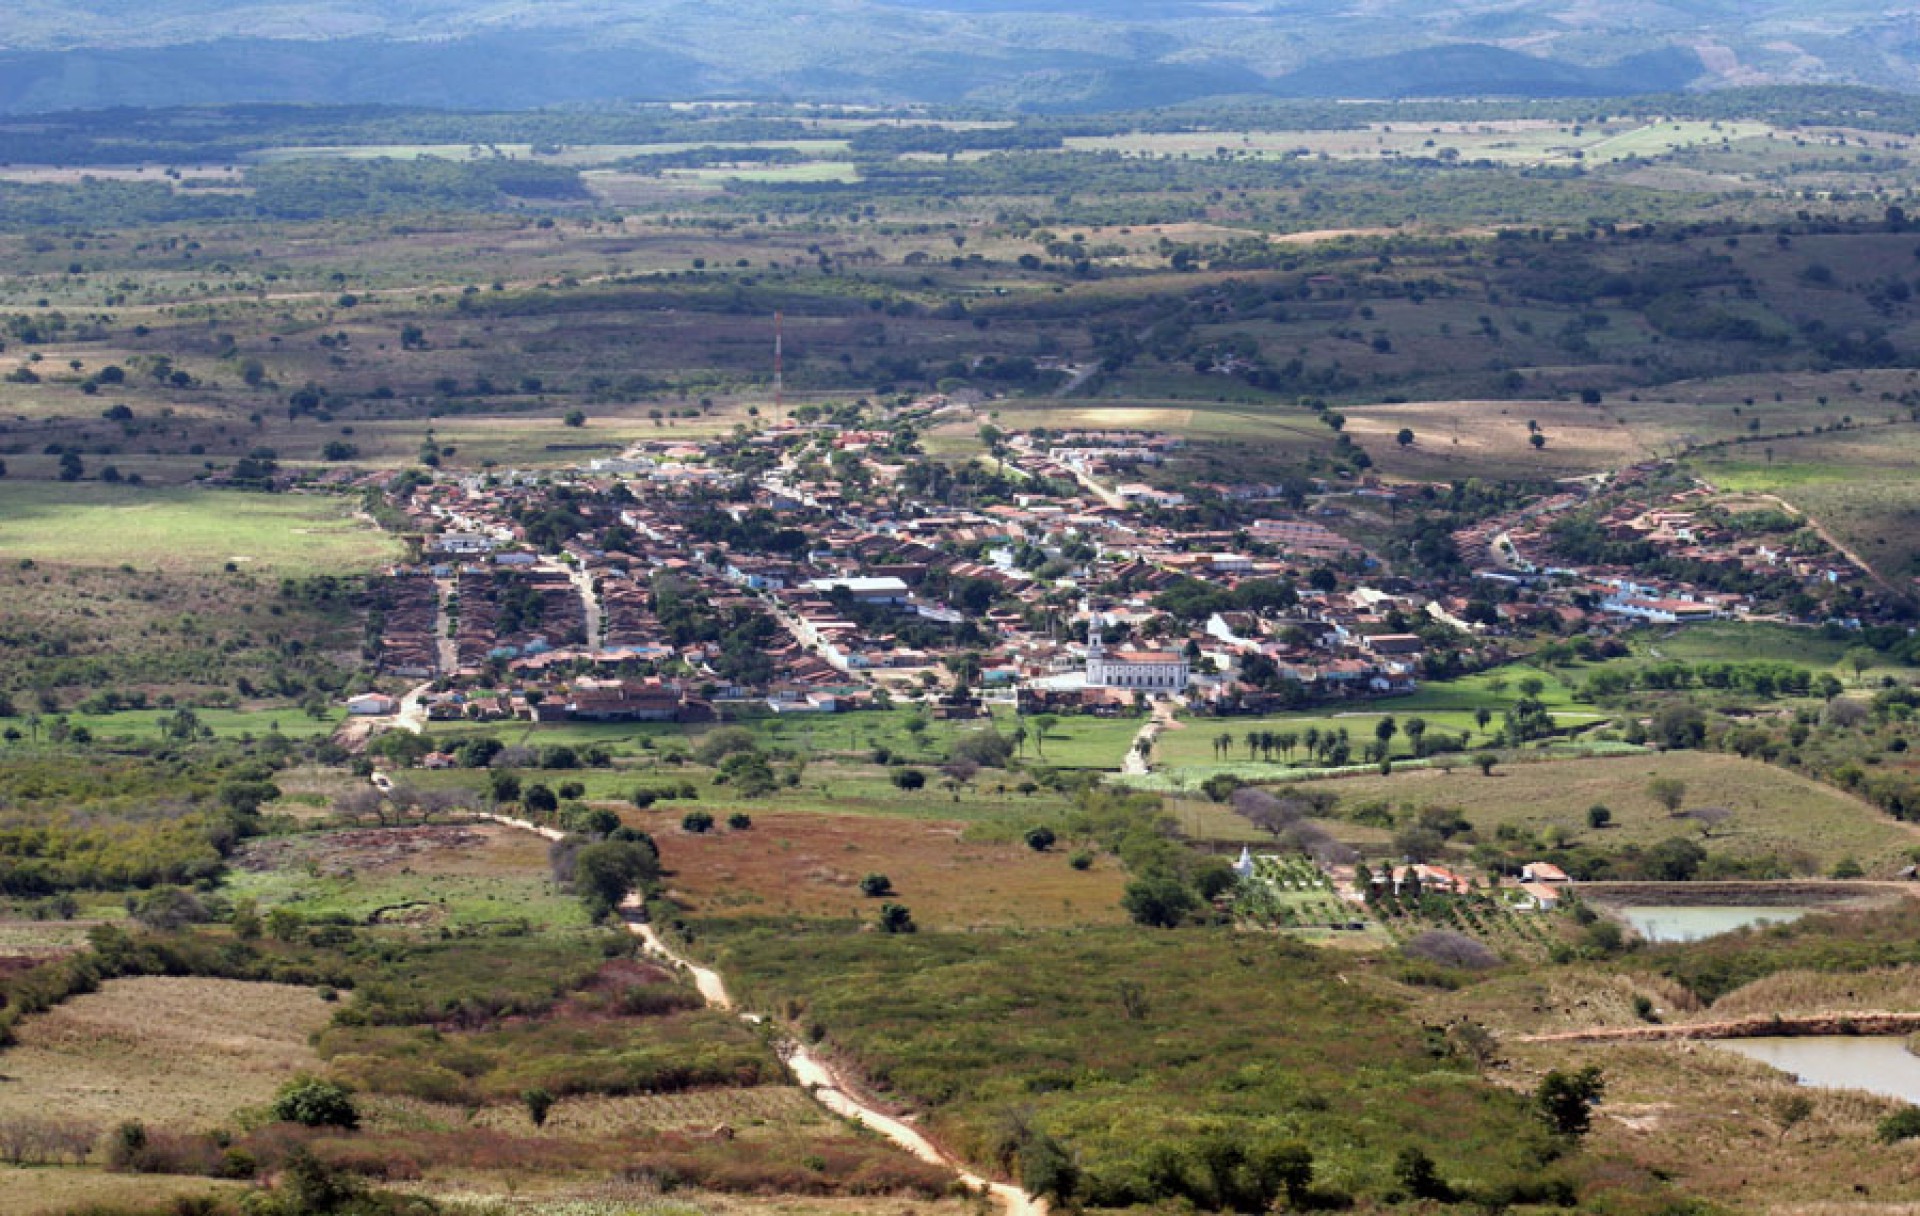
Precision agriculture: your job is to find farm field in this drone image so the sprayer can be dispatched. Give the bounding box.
[0,482,399,575]
[1294,750,1920,875]
[629,808,1127,929]
[0,976,331,1129]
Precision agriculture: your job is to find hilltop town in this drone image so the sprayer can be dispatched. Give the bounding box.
[348,394,1881,743]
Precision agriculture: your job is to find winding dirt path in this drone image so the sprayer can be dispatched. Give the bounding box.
[479,814,1046,1216]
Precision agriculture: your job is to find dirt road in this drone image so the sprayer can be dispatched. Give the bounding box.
[478,814,1047,1216]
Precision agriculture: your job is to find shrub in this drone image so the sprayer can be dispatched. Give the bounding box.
[891,768,927,791]
[1025,826,1057,852]
[523,1087,555,1128]
[1879,1106,1920,1144]
[1069,852,1094,871]
[681,810,715,834]
[859,873,893,897]
[1536,1065,1605,1138]
[1122,874,1195,928]
[727,812,752,830]
[1401,930,1500,970]
[271,1076,360,1129]
[878,903,915,934]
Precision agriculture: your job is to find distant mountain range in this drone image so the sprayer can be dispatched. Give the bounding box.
[1,0,1917,113]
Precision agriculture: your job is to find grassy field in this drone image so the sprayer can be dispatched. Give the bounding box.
[629,808,1126,929]
[703,922,1593,1208]
[60,704,346,742]
[1294,750,1920,875]
[227,823,594,933]
[0,482,399,575]
[1160,664,1602,771]
[0,1169,243,1216]
[1691,423,1920,587]
[0,976,331,1130]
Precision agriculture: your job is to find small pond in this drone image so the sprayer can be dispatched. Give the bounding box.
[1716,1036,1920,1104]
[1617,905,1806,944]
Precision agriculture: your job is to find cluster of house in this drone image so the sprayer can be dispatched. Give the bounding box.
[352,412,1875,729]
[1455,472,1863,627]
[1226,849,1574,913]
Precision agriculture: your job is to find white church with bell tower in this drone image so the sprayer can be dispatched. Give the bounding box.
[1084,615,1190,693]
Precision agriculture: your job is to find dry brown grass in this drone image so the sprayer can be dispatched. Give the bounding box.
[0,1167,240,1215]
[425,1178,978,1216]
[1501,1038,1915,1214]
[0,976,331,1130]
[1702,966,1920,1022]
[367,1088,827,1139]
[1345,398,1650,479]
[627,809,1127,928]
[1299,750,1920,875]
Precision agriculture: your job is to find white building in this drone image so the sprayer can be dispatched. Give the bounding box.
[1084,623,1189,693]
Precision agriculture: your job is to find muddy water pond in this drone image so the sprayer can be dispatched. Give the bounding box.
[1716,1036,1920,1104]
[1617,905,1805,943]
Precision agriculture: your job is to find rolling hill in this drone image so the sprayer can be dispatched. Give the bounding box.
[0,0,1915,112]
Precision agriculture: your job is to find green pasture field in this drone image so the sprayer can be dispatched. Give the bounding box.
[0,482,399,575]
[54,705,345,743]
[225,823,592,933]
[1293,749,1919,875]
[404,758,1077,824]
[1690,422,1920,585]
[420,704,1136,771]
[1160,664,1600,770]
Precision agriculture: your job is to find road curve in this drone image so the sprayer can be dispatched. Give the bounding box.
[478,814,1045,1216]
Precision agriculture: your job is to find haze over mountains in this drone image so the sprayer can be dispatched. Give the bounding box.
[1,0,1918,112]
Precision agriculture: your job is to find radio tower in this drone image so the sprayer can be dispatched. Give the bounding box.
[773,311,784,416]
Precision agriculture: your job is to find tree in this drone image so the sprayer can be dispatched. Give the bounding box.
[272,1077,360,1129]
[1374,716,1397,753]
[1474,752,1498,777]
[563,409,587,428]
[1586,804,1613,830]
[891,767,927,791]
[1396,427,1415,447]
[1770,1093,1814,1140]
[859,873,893,897]
[727,811,753,830]
[1123,874,1195,928]
[1536,1065,1605,1138]
[1029,714,1058,757]
[1647,776,1687,816]
[572,837,660,916]
[1025,826,1057,852]
[1393,1146,1449,1201]
[1845,646,1877,684]
[523,1088,555,1128]
[1529,432,1547,450]
[681,809,715,833]
[878,902,915,933]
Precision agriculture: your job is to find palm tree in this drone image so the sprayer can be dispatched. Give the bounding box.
[1276,730,1299,762]
[1404,717,1427,757]
[1030,714,1058,757]
[1244,730,1261,761]
[1214,731,1234,761]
